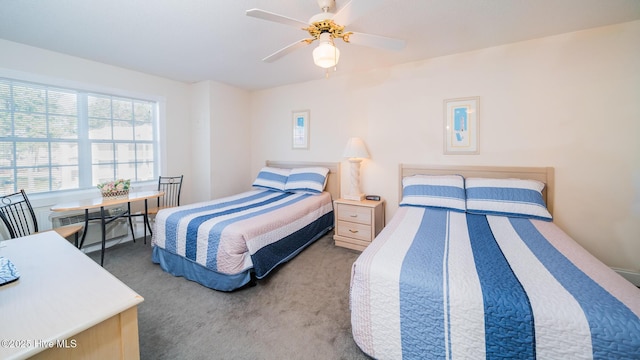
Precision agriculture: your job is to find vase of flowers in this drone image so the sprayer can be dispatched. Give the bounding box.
[98,179,131,199]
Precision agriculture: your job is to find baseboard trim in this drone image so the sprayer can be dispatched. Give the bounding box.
[612,267,640,286]
[81,237,128,254]
[81,221,150,254]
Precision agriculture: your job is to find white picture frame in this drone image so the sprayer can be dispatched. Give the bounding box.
[292,110,310,149]
[444,97,479,154]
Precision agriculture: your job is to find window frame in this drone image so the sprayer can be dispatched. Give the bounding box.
[0,74,161,195]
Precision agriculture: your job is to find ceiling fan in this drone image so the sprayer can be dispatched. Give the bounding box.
[246,0,405,70]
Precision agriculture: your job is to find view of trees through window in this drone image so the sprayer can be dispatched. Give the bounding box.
[0,77,157,195]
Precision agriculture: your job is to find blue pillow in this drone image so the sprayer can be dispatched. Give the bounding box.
[400,175,466,212]
[284,167,329,194]
[252,167,290,192]
[465,177,552,221]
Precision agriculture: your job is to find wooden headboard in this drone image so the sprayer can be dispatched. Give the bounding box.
[400,164,555,215]
[266,161,341,200]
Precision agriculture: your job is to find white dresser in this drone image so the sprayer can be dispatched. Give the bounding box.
[0,232,143,360]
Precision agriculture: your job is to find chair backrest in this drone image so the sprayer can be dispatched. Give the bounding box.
[157,175,183,209]
[0,190,38,239]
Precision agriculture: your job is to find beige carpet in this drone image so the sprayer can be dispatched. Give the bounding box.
[89,232,371,360]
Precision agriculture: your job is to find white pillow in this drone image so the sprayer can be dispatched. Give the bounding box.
[465,177,552,221]
[284,167,329,194]
[400,174,466,212]
[252,167,290,192]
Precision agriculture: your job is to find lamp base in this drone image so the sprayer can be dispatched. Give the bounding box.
[343,193,365,201]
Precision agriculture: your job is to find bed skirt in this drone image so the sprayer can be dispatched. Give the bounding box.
[152,246,253,291]
[152,211,334,291]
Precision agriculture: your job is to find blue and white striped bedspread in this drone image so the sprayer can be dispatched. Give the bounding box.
[350,207,640,359]
[153,189,333,278]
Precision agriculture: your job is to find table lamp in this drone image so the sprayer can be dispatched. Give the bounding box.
[343,137,370,201]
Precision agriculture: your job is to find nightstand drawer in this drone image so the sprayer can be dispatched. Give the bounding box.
[333,198,385,252]
[336,220,372,242]
[336,203,372,225]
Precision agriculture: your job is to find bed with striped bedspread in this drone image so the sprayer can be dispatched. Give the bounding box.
[152,189,333,291]
[350,206,640,359]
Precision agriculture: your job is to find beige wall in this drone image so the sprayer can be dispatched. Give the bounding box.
[190,81,213,201]
[191,80,252,201]
[250,21,640,278]
[0,20,638,279]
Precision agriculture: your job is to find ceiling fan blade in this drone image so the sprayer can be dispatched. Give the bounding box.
[347,32,406,51]
[331,0,386,26]
[246,9,309,28]
[262,40,310,63]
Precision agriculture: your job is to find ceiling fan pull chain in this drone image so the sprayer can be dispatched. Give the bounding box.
[335,40,340,73]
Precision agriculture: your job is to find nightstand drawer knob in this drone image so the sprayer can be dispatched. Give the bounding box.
[349,229,359,233]
[350,214,358,218]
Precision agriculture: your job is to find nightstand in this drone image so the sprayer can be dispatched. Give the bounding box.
[333,198,385,251]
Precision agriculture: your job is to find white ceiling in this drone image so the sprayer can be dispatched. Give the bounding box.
[1,0,639,91]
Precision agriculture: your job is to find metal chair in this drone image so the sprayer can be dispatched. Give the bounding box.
[0,190,83,245]
[152,175,184,215]
[137,175,183,235]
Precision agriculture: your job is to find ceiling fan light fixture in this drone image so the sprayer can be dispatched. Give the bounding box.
[313,33,340,68]
[247,0,405,73]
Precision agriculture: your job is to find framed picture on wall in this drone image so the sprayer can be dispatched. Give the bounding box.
[444,97,479,154]
[292,110,310,149]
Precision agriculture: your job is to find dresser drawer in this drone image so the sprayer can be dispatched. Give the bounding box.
[336,220,373,242]
[336,203,372,225]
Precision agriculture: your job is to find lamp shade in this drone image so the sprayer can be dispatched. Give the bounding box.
[313,33,340,69]
[343,137,370,159]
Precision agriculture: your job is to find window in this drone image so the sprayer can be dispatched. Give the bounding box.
[0,77,158,195]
